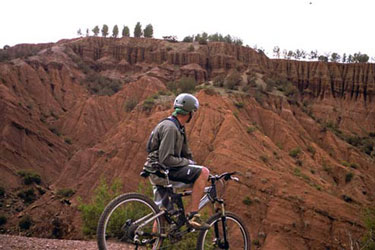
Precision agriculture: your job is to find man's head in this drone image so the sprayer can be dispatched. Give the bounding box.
[173,93,199,124]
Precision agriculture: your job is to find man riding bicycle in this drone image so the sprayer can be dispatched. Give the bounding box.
[144,93,210,229]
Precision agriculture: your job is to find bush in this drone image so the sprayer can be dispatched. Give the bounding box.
[78,179,152,236]
[166,76,196,94]
[0,215,6,225]
[234,102,244,108]
[345,172,354,183]
[188,45,194,52]
[243,196,253,206]
[84,73,122,96]
[213,75,225,87]
[307,145,316,156]
[0,187,4,197]
[142,97,155,112]
[289,148,301,158]
[17,170,41,185]
[260,155,269,163]
[64,137,72,145]
[17,189,36,204]
[361,207,375,249]
[224,71,242,90]
[49,127,61,137]
[78,178,123,235]
[19,215,33,230]
[124,98,138,112]
[247,126,257,134]
[56,188,75,198]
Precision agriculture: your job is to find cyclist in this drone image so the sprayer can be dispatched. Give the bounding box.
[144,93,210,229]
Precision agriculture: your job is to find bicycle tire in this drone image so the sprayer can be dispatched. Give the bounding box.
[197,211,251,250]
[97,192,164,250]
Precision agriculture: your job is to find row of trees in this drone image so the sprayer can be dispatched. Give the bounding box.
[271,46,371,63]
[74,25,373,63]
[77,22,153,39]
[182,32,243,46]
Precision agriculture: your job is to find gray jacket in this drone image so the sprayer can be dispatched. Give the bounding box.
[145,117,193,169]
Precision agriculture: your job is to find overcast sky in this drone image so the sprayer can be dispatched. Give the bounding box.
[1,0,374,59]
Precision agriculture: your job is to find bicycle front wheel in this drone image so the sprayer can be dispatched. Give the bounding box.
[197,212,250,250]
[97,193,164,250]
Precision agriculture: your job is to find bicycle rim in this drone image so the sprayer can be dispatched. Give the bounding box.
[198,212,250,250]
[97,193,163,250]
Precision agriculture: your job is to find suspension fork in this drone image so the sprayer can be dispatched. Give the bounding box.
[213,200,229,249]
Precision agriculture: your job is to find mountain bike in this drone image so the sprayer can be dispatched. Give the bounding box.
[97,166,250,249]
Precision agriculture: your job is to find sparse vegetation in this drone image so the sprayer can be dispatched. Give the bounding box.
[166,76,196,94]
[224,70,242,90]
[234,102,244,108]
[64,137,72,145]
[84,72,122,96]
[142,97,155,112]
[243,196,253,206]
[17,188,37,204]
[57,188,75,198]
[213,75,225,87]
[124,98,138,112]
[49,127,61,137]
[307,145,316,156]
[78,178,123,235]
[19,215,33,230]
[17,170,41,185]
[0,215,7,226]
[260,155,269,163]
[361,207,375,249]
[247,126,257,134]
[345,172,354,183]
[289,147,301,158]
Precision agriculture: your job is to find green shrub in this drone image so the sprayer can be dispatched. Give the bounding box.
[17,189,36,204]
[166,76,196,94]
[56,188,75,198]
[243,196,253,206]
[260,155,269,163]
[213,75,225,87]
[78,179,153,236]
[247,126,257,134]
[307,145,316,156]
[19,215,33,230]
[17,170,41,185]
[142,97,155,112]
[0,215,7,226]
[289,147,301,158]
[84,73,122,96]
[234,102,244,108]
[124,98,138,112]
[341,161,350,167]
[49,127,61,137]
[350,162,358,169]
[224,71,242,90]
[361,207,375,249]
[78,178,124,235]
[188,45,194,52]
[64,137,72,145]
[345,172,354,183]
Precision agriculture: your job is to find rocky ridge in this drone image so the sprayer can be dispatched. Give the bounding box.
[0,37,374,249]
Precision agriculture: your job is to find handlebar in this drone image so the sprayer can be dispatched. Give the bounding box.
[209,172,239,182]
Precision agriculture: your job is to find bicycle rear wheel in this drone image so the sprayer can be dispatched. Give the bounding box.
[197,212,250,250]
[97,193,164,250]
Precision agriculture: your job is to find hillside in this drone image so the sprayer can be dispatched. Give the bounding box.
[0,36,374,249]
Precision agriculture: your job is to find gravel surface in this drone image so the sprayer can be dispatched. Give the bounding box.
[0,234,134,250]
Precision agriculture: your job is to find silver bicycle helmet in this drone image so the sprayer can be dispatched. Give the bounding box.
[173,93,199,113]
